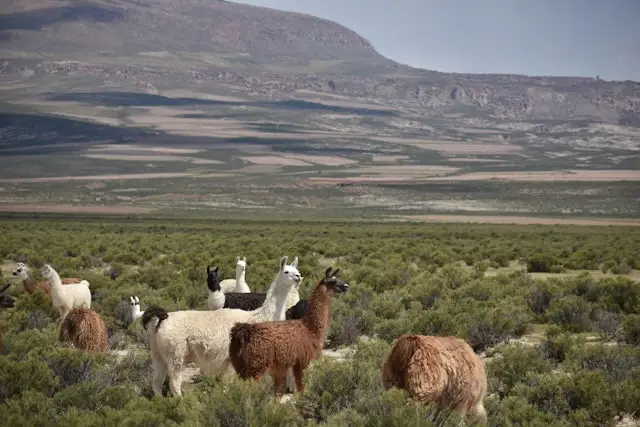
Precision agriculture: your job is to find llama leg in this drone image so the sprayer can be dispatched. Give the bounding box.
[151,356,168,397]
[167,365,184,398]
[284,368,295,394]
[469,401,487,424]
[292,364,305,393]
[270,367,288,397]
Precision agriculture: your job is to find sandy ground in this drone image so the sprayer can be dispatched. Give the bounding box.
[444,157,504,163]
[371,155,410,163]
[0,204,151,214]
[394,214,640,226]
[0,173,196,183]
[426,169,640,182]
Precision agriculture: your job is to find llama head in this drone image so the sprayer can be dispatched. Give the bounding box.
[0,283,14,308]
[12,262,30,280]
[277,256,302,289]
[235,256,247,273]
[130,295,141,317]
[320,267,349,294]
[40,264,56,280]
[206,266,221,292]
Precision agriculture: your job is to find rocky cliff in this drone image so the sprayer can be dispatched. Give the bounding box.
[1,0,639,124]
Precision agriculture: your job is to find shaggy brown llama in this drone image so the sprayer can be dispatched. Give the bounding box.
[229,266,349,396]
[12,262,81,295]
[0,283,16,352]
[382,334,487,424]
[59,307,109,353]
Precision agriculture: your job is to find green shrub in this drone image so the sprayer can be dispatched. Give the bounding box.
[621,314,640,345]
[547,295,594,333]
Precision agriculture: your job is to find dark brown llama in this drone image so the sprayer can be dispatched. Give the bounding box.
[12,262,82,295]
[382,334,487,424]
[59,307,109,353]
[228,266,349,396]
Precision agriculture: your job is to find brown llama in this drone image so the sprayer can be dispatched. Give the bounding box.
[0,283,16,353]
[12,262,82,295]
[59,307,108,353]
[229,266,349,396]
[382,334,487,424]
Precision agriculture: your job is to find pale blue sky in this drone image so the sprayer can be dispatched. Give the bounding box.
[234,0,640,81]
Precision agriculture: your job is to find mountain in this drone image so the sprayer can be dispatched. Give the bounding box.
[1,0,639,124]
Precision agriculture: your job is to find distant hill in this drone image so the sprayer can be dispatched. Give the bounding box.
[1,0,639,124]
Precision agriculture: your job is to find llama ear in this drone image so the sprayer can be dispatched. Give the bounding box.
[324,266,333,278]
[291,256,299,267]
[280,256,288,270]
[129,296,134,304]
[135,296,140,304]
[207,266,210,274]
[214,266,219,272]
[242,256,247,262]
[236,256,240,262]
[332,268,341,277]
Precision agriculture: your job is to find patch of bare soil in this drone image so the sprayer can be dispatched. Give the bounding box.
[394,215,640,226]
[444,157,504,163]
[0,204,151,214]
[240,156,311,166]
[83,153,221,164]
[0,173,195,183]
[283,154,357,166]
[371,155,410,163]
[374,138,522,155]
[426,170,640,182]
[93,144,204,154]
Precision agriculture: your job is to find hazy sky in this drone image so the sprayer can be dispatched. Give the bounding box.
[234,0,640,81]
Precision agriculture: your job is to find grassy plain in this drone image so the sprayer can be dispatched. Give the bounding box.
[0,216,639,426]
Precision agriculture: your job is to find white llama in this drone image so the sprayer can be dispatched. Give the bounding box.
[142,255,301,397]
[130,296,143,322]
[40,264,91,321]
[219,256,251,293]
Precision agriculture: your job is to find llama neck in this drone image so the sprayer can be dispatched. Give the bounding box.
[302,283,333,340]
[132,308,143,321]
[23,272,38,293]
[49,271,63,295]
[235,268,249,292]
[256,274,291,321]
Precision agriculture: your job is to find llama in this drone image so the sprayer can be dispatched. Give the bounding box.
[207,257,302,313]
[40,264,91,321]
[12,262,83,295]
[142,255,302,397]
[228,266,349,396]
[0,283,16,352]
[59,307,109,353]
[219,256,251,293]
[130,296,143,322]
[206,265,225,310]
[381,334,487,424]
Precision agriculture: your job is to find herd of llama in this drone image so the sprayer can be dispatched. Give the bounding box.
[2,255,488,424]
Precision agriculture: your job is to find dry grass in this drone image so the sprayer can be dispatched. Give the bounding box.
[283,154,357,166]
[394,214,640,226]
[0,204,151,214]
[444,157,504,163]
[426,170,640,182]
[0,173,196,183]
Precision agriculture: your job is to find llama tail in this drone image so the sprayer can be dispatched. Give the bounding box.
[229,322,257,379]
[382,334,422,390]
[141,305,169,333]
[80,280,90,288]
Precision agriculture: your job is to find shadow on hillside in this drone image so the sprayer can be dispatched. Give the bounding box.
[47,91,395,116]
[0,113,153,154]
[0,4,123,31]
[0,113,367,157]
